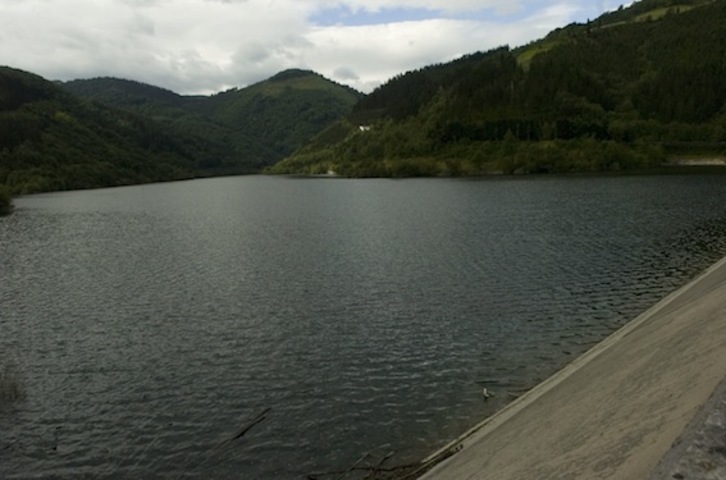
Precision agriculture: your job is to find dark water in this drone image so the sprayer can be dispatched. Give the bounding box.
[2,175,726,479]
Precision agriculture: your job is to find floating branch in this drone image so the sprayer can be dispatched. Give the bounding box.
[179,407,271,479]
[308,443,462,479]
[230,407,271,441]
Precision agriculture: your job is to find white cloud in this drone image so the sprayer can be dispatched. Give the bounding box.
[333,66,359,81]
[0,0,611,94]
[302,0,523,15]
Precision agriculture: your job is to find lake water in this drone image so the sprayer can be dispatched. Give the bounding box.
[2,174,726,479]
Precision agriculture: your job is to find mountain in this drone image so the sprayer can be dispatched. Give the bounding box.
[203,69,363,163]
[63,69,363,170]
[0,66,214,194]
[0,67,360,197]
[269,0,726,177]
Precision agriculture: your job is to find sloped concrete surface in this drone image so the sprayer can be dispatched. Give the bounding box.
[648,376,726,480]
[420,256,726,480]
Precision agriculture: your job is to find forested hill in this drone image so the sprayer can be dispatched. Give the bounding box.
[0,66,215,194]
[0,68,360,197]
[269,0,726,177]
[201,70,363,163]
[63,69,362,170]
[62,76,277,173]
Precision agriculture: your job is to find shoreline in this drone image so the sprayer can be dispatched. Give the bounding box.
[271,161,726,179]
[417,254,726,479]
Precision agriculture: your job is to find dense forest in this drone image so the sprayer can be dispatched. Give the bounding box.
[0,67,360,205]
[269,0,726,177]
[0,67,207,196]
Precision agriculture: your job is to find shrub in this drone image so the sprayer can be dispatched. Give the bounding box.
[0,184,13,216]
[0,359,26,403]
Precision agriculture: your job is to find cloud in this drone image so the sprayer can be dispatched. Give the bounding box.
[116,0,162,7]
[333,67,360,81]
[129,13,156,36]
[0,0,609,95]
[302,0,522,16]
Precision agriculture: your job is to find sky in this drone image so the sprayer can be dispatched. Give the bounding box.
[0,0,630,95]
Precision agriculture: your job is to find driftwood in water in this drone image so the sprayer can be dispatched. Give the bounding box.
[230,407,271,441]
[179,407,271,479]
[308,443,461,480]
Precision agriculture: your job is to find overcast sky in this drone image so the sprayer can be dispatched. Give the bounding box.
[0,0,629,95]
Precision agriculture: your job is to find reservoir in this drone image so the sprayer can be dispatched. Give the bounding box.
[2,174,726,478]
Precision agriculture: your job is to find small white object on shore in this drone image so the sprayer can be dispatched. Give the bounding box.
[483,388,491,400]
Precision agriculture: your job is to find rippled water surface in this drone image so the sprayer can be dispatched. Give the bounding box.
[2,175,726,478]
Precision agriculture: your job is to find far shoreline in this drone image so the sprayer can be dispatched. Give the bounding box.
[273,161,726,180]
[5,161,726,204]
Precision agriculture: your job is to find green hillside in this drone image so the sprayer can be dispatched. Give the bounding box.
[204,69,363,163]
[63,77,264,173]
[0,67,211,196]
[0,67,360,205]
[269,0,726,177]
[63,69,362,170]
